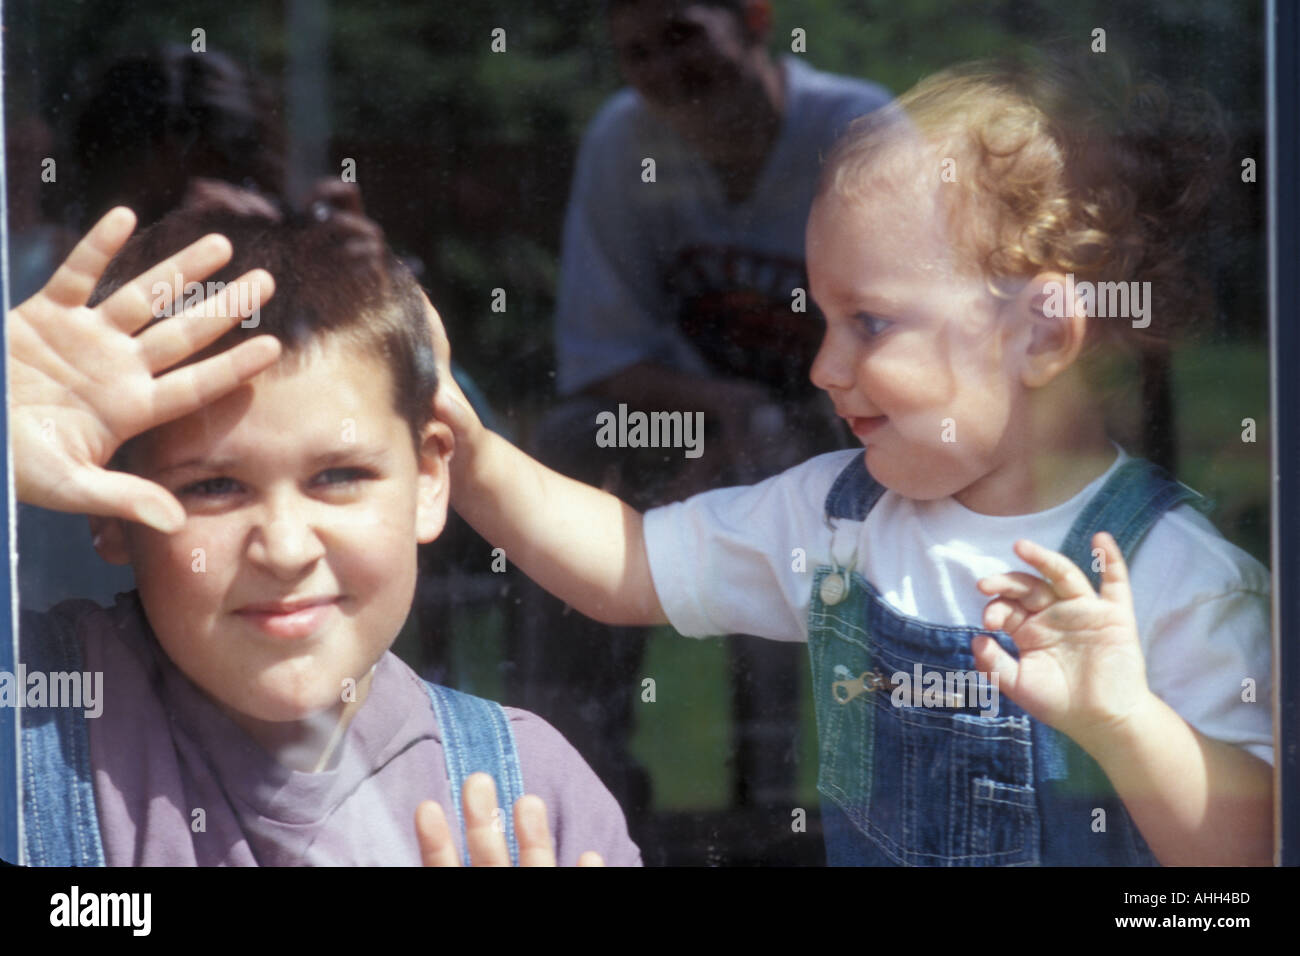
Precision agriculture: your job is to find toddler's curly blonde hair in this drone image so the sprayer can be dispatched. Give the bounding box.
[819,52,1229,359]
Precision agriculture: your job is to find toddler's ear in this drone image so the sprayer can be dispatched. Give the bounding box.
[415,419,454,544]
[1015,271,1089,388]
[87,516,132,565]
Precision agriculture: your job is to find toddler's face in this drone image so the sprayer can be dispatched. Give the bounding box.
[93,338,448,731]
[807,174,1027,501]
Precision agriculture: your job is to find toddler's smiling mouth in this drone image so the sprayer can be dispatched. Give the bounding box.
[845,415,888,440]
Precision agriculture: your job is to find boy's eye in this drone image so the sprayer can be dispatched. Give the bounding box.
[178,468,374,498]
[853,312,893,338]
[179,476,241,498]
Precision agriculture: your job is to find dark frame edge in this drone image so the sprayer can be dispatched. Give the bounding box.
[1268,0,1299,868]
[0,0,22,865]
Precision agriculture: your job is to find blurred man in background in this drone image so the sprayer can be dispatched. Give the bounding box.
[514,0,891,862]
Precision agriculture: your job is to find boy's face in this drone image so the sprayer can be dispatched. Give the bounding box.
[92,337,450,730]
[807,173,1028,502]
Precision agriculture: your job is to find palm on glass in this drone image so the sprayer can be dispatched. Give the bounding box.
[973,532,1151,744]
[6,207,281,533]
[415,772,604,867]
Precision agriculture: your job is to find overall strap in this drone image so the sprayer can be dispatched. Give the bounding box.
[824,454,887,522]
[1057,458,1209,590]
[18,610,107,867]
[423,682,525,866]
[1042,457,1207,865]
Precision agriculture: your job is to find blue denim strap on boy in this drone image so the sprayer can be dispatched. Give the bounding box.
[18,606,107,866]
[423,682,526,866]
[808,454,1206,866]
[18,602,526,866]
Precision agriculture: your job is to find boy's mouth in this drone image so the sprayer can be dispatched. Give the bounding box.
[234,596,341,640]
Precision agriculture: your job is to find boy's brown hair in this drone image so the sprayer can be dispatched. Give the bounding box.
[89,187,438,453]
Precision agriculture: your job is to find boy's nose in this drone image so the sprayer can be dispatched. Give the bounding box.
[246,495,327,576]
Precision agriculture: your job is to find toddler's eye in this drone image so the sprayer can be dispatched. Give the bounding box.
[179,476,241,498]
[854,312,893,338]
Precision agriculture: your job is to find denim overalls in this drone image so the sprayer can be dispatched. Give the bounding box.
[808,455,1206,866]
[18,601,525,866]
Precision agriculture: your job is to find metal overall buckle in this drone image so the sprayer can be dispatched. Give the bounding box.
[831,664,894,704]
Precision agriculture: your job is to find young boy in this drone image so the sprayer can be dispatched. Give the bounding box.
[8,196,639,866]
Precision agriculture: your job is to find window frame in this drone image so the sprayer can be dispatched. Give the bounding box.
[0,0,1295,867]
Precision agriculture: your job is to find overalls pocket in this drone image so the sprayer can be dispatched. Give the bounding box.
[971,777,1038,862]
[868,691,1039,865]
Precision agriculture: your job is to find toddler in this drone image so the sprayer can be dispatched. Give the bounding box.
[432,56,1273,866]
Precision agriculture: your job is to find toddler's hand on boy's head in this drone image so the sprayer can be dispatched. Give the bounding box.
[972,533,1153,748]
[416,773,604,867]
[6,206,281,533]
[422,296,482,446]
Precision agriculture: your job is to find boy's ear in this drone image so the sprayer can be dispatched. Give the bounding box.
[415,418,455,544]
[1014,271,1090,388]
[87,516,132,565]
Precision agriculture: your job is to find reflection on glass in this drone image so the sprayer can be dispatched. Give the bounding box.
[4,0,1272,867]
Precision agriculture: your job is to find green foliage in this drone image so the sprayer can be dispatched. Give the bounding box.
[629,631,733,810]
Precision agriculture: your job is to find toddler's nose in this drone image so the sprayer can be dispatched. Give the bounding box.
[810,326,857,393]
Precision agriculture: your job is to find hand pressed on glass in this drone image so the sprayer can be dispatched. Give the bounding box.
[973,531,1150,747]
[416,772,604,867]
[6,206,280,534]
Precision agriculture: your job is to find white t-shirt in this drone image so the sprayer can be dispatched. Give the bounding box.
[553,58,892,395]
[644,446,1274,765]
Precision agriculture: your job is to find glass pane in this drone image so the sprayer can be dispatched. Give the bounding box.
[3,0,1279,868]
